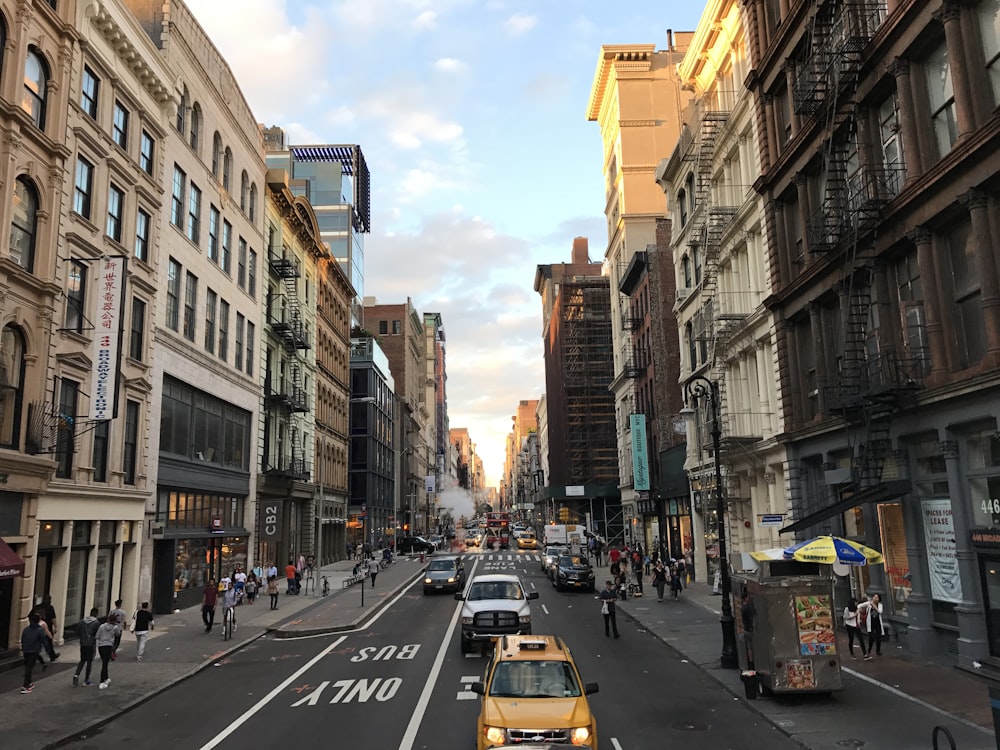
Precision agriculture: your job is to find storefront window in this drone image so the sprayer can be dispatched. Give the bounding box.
[968,431,1000,529]
[173,536,248,594]
[913,437,949,496]
[64,549,89,634]
[37,521,62,548]
[158,490,245,529]
[72,520,92,546]
[92,547,114,615]
[99,521,116,545]
[877,502,910,616]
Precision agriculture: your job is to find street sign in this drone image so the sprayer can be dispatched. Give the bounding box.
[521,503,535,510]
[759,514,784,528]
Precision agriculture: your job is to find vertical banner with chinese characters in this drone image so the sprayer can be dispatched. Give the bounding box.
[922,498,963,603]
[629,413,650,492]
[89,256,126,420]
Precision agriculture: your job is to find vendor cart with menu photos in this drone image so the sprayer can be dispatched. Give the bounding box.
[732,559,843,695]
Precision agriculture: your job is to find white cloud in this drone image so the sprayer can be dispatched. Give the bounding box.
[503,13,538,35]
[434,57,468,73]
[413,10,438,30]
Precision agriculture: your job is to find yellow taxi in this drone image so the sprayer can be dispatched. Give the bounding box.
[472,635,598,749]
[517,532,537,550]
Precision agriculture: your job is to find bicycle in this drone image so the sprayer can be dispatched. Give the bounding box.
[222,606,236,641]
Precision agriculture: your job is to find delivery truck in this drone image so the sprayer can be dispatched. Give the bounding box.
[543,524,588,555]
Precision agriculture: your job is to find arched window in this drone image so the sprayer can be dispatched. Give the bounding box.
[22,48,48,128]
[685,321,697,369]
[9,176,39,272]
[212,132,222,178]
[686,172,696,215]
[249,183,258,222]
[223,147,233,191]
[678,189,688,227]
[0,17,7,81]
[176,85,188,134]
[0,324,26,449]
[240,171,249,212]
[681,255,691,288]
[190,102,201,152]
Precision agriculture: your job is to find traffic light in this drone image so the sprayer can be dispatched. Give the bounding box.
[559,506,570,523]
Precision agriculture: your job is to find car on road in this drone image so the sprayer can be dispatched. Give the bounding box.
[517,532,537,550]
[540,545,567,574]
[465,531,483,548]
[396,536,435,555]
[472,635,599,750]
[455,574,538,654]
[423,555,466,594]
[550,554,596,592]
[428,534,445,550]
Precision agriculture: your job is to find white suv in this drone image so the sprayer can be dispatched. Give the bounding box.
[455,574,539,654]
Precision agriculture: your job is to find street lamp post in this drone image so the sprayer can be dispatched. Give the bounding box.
[682,375,738,670]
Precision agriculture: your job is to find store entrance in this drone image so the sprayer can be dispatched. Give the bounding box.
[979,556,1000,658]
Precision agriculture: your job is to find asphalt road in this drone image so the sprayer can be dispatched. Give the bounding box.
[55,549,800,750]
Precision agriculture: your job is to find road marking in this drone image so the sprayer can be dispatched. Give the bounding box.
[457,674,479,700]
[611,738,624,750]
[197,634,347,750]
[541,604,550,615]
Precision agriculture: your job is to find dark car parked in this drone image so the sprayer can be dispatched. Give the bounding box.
[551,554,596,592]
[396,536,435,554]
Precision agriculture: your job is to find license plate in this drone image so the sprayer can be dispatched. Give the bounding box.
[435,585,443,589]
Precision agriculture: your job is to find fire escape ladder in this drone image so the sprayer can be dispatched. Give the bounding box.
[793,5,833,116]
[851,405,893,490]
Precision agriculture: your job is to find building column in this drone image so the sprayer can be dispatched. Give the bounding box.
[936,2,976,139]
[898,450,939,655]
[809,302,827,415]
[908,227,949,380]
[763,94,778,170]
[794,172,812,260]
[961,190,1000,364]
[769,200,789,286]
[939,439,990,669]
[890,58,923,184]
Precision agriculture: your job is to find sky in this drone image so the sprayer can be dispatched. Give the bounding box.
[185,0,707,487]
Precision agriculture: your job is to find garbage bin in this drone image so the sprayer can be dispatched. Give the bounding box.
[741,671,758,700]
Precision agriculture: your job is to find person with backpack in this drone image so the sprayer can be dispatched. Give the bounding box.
[73,608,101,685]
[19,612,45,694]
[132,602,154,661]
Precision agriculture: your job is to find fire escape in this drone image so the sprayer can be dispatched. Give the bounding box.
[785,0,920,532]
[265,243,311,481]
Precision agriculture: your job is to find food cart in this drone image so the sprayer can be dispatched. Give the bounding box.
[732,558,843,695]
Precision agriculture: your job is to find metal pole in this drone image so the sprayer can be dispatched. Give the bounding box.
[361,511,365,607]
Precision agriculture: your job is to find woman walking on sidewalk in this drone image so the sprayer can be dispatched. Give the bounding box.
[652,561,668,602]
[843,597,868,659]
[859,593,886,660]
[96,613,121,689]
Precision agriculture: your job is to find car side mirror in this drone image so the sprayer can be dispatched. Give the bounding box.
[471,682,485,695]
[454,592,465,601]
[528,592,539,600]
[584,682,599,695]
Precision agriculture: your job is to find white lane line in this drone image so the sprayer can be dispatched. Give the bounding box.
[198,634,348,750]
[399,558,479,750]
[610,738,624,750]
[541,604,550,615]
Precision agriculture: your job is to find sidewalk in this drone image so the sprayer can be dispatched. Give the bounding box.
[0,555,426,750]
[596,562,998,743]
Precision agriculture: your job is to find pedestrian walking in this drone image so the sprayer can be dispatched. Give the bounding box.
[202,577,218,632]
[859,592,886,659]
[73,608,100,686]
[268,576,280,610]
[245,573,258,605]
[35,595,60,662]
[652,561,668,602]
[285,560,298,594]
[35,617,55,671]
[233,565,247,599]
[599,580,620,638]
[669,564,683,600]
[367,556,380,587]
[633,555,644,596]
[267,562,278,581]
[19,612,45,694]
[109,599,127,659]
[609,546,621,567]
[96,613,121,689]
[843,597,868,660]
[133,602,154,660]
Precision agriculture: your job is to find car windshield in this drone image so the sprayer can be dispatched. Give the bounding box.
[489,661,582,698]
[559,556,587,567]
[467,581,524,601]
[427,560,455,571]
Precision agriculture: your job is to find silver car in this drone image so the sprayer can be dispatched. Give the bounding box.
[540,545,567,574]
[422,555,466,594]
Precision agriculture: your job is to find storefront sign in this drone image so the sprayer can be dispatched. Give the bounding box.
[923,499,962,603]
[566,486,585,497]
[971,528,1000,546]
[89,256,126,420]
[630,414,650,492]
[759,514,784,528]
[261,502,282,542]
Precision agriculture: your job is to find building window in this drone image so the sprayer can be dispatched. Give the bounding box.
[893,251,929,374]
[80,66,99,119]
[158,375,251,468]
[208,206,219,263]
[219,300,230,360]
[55,378,80,478]
[235,313,244,370]
[212,132,222,178]
[123,400,139,485]
[692,246,703,285]
[171,165,185,230]
[65,260,87,333]
[187,183,201,244]
[379,320,388,335]
[92,420,109,482]
[925,41,958,157]
[205,289,217,354]
[74,157,94,219]
[166,258,180,331]
[248,249,257,298]
[980,0,1000,105]
[249,184,258,222]
[112,100,129,149]
[10,177,39,273]
[947,216,987,368]
[392,320,401,334]
[223,147,233,191]
[686,321,697,369]
[878,94,905,195]
[245,322,254,376]
[678,189,688,227]
[222,220,232,273]
[189,102,201,152]
[22,49,47,128]
[106,184,124,242]
[183,272,197,342]
[176,85,187,135]
[0,325,26,449]
[129,297,145,361]
[134,208,150,263]
[774,80,792,146]
[682,255,692,287]
[238,237,247,288]
[139,131,154,176]
[240,171,249,212]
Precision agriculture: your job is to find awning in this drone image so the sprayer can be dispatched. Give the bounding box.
[0,538,26,579]
[780,480,911,535]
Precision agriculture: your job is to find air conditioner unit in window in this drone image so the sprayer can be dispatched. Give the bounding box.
[676,287,691,302]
